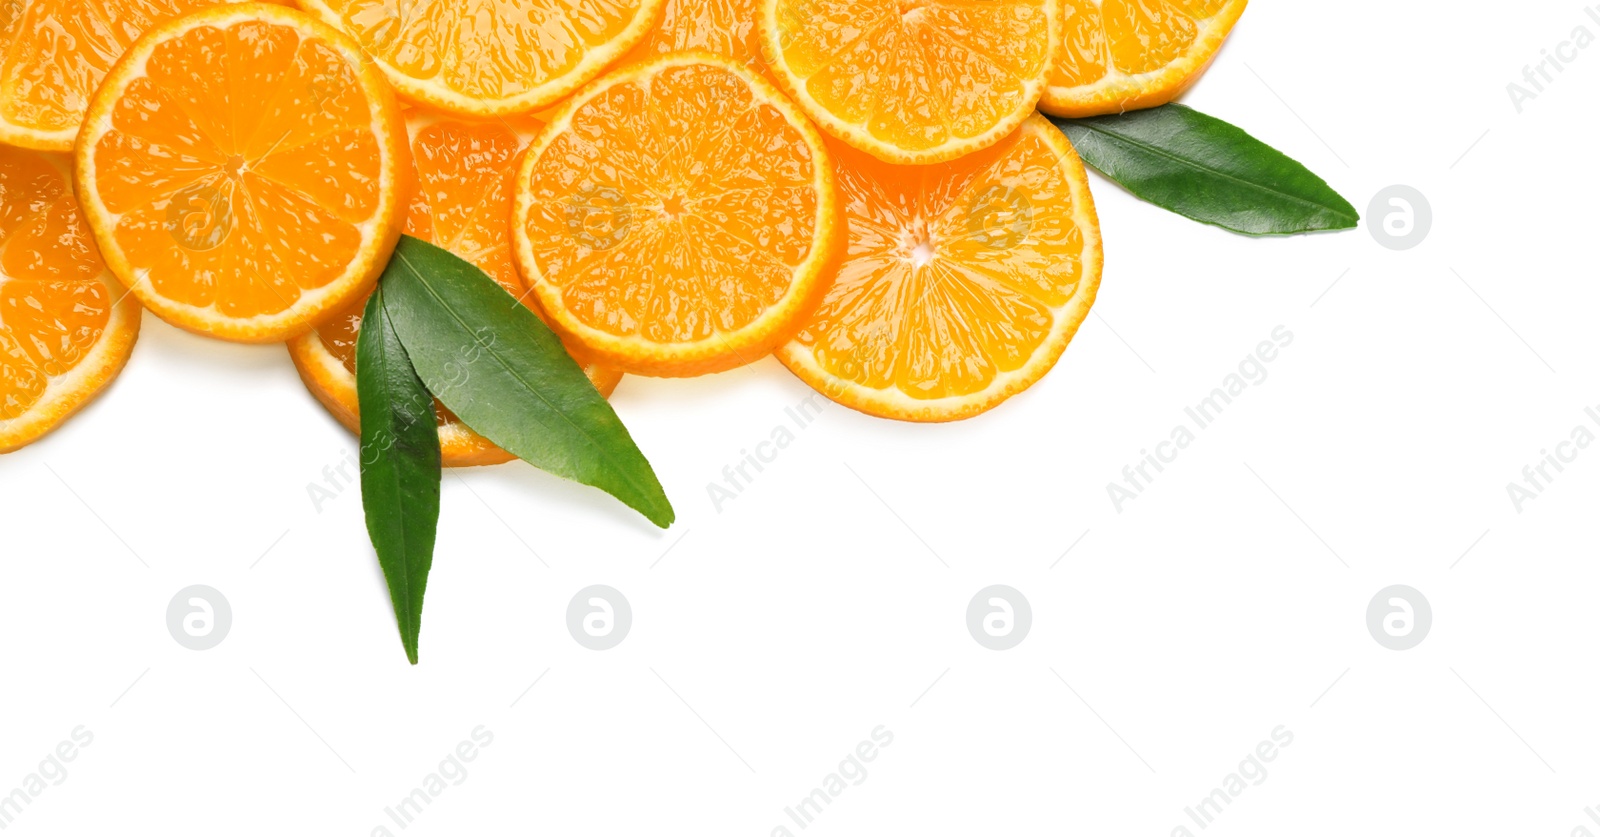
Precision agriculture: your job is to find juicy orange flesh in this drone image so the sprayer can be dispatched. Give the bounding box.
[1055,0,1230,87]
[522,63,819,343]
[0,0,229,136]
[316,116,607,424]
[627,0,763,68]
[404,118,530,297]
[91,19,383,318]
[325,0,644,100]
[793,128,1086,401]
[0,149,113,419]
[774,0,1053,150]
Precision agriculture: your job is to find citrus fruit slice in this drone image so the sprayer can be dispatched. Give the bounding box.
[0,147,141,453]
[512,53,840,378]
[73,3,409,343]
[1039,0,1247,118]
[759,0,1063,164]
[0,0,265,152]
[289,110,622,467]
[777,114,1101,422]
[626,0,762,69]
[297,0,667,117]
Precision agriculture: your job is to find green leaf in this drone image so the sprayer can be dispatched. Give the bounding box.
[356,285,443,666]
[1050,104,1359,236]
[379,235,675,528]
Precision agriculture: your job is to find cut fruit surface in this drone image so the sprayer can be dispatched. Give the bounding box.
[0,147,141,453]
[297,0,666,117]
[626,0,762,69]
[74,3,409,343]
[778,114,1101,422]
[0,0,260,151]
[289,111,622,467]
[759,0,1063,164]
[1040,0,1246,118]
[512,53,839,378]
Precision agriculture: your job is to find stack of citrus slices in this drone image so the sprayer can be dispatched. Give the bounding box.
[0,0,1246,454]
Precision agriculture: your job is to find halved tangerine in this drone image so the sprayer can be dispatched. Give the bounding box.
[0,0,267,151]
[1039,0,1247,117]
[297,0,667,117]
[759,0,1064,164]
[74,3,409,343]
[0,147,141,453]
[778,114,1102,422]
[512,53,840,378]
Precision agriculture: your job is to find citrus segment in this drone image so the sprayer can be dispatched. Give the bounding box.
[0,147,140,453]
[297,0,667,117]
[0,0,271,151]
[777,114,1101,422]
[759,0,1063,164]
[512,53,839,378]
[625,0,762,69]
[289,111,622,467]
[1040,0,1246,117]
[74,3,408,343]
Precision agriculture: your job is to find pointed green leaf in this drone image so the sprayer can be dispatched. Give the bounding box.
[379,235,675,528]
[356,285,442,665]
[1051,104,1359,236]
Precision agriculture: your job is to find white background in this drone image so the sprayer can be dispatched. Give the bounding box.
[4,1,1599,834]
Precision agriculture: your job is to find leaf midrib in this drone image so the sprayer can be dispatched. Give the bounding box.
[366,296,416,636]
[393,248,664,518]
[1069,119,1355,220]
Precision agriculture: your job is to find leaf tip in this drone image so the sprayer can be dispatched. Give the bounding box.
[647,499,676,530]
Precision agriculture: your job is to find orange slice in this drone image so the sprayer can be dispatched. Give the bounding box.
[0,147,140,453]
[626,0,763,70]
[512,53,839,378]
[289,110,622,467]
[73,3,409,343]
[1039,0,1247,118]
[0,0,270,152]
[777,114,1101,422]
[297,0,667,117]
[759,0,1063,164]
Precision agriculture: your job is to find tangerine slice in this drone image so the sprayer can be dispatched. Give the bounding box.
[0,0,269,151]
[777,114,1101,422]
[73,3,409,343]
[512,53,840,378]
[289,111,622,467]
[297,0,667,117]
[0,147,140,453]
[759,0,1063,164]
[1040,0,1247,117]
